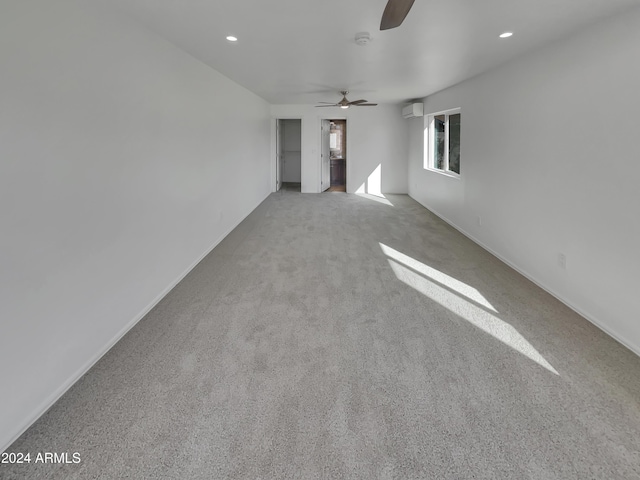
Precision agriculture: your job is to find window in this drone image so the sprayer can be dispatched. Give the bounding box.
[424,108,461,175]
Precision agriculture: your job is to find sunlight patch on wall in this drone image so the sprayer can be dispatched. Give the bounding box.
[356,164,384,197]
[355,164,393,205]
[366,164,382,197]
[380,244,558,375]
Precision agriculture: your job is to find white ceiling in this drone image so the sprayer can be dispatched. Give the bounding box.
[98,0,639,105]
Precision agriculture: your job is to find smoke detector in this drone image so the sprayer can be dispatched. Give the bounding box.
[355,32,371,46]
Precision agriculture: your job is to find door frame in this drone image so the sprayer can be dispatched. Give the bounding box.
[320,119,330,192]
[319,116,348,193]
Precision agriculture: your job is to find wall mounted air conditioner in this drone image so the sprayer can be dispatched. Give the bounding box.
[402,103,424,119]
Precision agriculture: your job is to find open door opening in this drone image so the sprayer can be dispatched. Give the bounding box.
[321,119,347,193]
[276,119,302,192]
[329,120,347,192]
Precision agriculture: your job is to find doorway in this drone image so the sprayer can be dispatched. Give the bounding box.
[321,119,347,192]
[276,119,302,192]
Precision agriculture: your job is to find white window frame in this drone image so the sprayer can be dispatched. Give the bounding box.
[424,107,461,177]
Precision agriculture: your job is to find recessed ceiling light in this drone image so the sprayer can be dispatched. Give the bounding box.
[499,32,513,38]
[226,36,238,42]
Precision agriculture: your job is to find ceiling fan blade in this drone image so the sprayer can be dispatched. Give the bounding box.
[354,103,378,106]
[317,101,337,104]
[349,99,368,104]
[315,104,339,107]
[380,0,415,30]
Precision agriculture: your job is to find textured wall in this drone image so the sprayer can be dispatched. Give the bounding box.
[409,7,640,356]
[0,0,271,451]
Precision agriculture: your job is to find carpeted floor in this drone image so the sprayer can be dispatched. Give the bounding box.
[3,193,640,479]
[280,182,301,192]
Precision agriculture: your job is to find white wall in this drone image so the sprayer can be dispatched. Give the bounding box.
[282,119,302,182]
[409,7,640,355]
[0,0,271,451]
[271,104,408,194]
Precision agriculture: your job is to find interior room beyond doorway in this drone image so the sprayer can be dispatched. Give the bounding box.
[327,120,346,192]
[276,118,302,193]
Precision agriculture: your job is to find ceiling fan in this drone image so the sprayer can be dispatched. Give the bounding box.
[380,0,415,30]
[315,91,377,109]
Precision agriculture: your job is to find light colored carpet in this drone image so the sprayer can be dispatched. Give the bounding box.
[280,182,301,192]
[3,193,640,479]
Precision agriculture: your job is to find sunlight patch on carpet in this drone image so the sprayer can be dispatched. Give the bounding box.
[380,243,558,375]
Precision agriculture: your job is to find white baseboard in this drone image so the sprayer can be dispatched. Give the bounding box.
[409,195,640,359]
[1,192,271,454]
